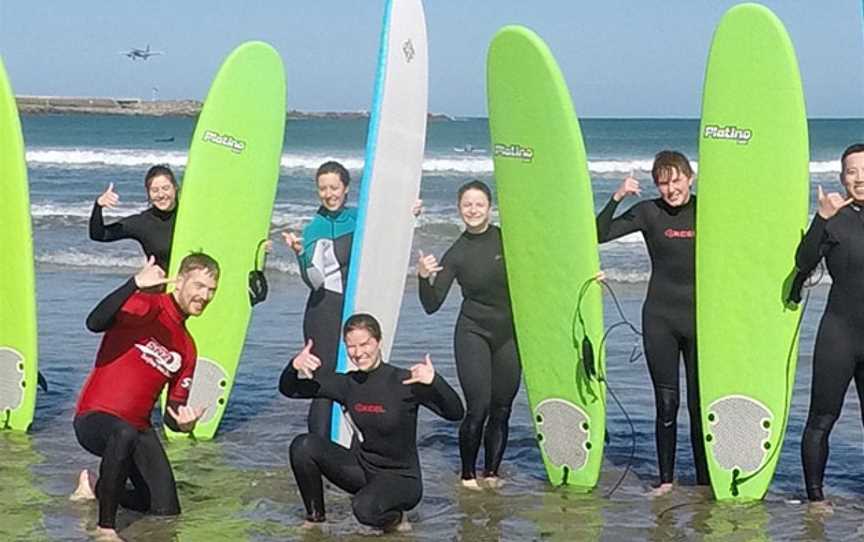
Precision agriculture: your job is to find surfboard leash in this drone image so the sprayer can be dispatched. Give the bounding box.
[573,275,643,497]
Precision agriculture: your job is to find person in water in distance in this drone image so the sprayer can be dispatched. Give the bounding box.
[89,164,178,270]
[280,313,464,531]
[595,150,709,496]
[415,180,521,490]
[790,143,864,512]
[70,252,218,539]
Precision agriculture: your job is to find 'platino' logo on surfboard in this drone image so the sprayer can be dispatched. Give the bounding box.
[402,39,415,63]
[203,130,246,153]
[703,125,752,145]
[494,143,534,162]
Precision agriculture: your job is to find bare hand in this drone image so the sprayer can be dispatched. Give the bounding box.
[263,240,273,253]
[282,231,303,255]
[817,185,853,219]
[134,255,174,289]
[412,199,424,218]
[293,339,321,378]
[613,174,641,202]
[416,250,443,279]
[167,404,206,433]
[97,182,120,208]
[403,354,435,385]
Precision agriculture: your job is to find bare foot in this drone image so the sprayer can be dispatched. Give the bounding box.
[460,479,482,491]
[807,500,834,516]
[93,526,124,541]
[70,470,96,501]
[647,483,674,497]
[482,476,505,489]
[396,514,412,532]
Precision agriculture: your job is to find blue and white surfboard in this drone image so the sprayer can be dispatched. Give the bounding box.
[331,0,429,446]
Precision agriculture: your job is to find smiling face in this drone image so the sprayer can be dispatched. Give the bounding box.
[344,327,382,372]
[317,172,349,211]
[147,174,177,212]
[655,167,693,207]
[173,267,218,317]
[841,151,864,202]
[458,188,491,233]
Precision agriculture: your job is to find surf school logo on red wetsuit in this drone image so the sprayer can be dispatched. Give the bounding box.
[664,229,695,239]
[134,339,182,377]
[354,403,386,414]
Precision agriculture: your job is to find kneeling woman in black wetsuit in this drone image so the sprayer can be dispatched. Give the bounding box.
[415,180,520,490]
[792,143,864,508]
[89,164,178,270]
[280,313,464,530]
[595,150,708,495]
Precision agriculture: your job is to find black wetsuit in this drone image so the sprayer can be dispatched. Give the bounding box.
[793,207,864,501]
[297,206,356,438]
[280,361,464,528]
[596,196,709,485]
[418,225,521,480]
[89,201,175,270]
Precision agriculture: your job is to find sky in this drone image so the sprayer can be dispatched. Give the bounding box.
[1,1,862,118]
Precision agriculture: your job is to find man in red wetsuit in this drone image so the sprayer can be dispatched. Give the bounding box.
[70,252,219,539]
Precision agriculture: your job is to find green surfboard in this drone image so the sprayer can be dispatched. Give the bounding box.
[164,42,286,440]
[697,4,808,500]
[487,26,606,489]
[0,57,38,432]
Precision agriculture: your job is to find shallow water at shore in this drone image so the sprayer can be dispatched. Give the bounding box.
[5,267,864,541]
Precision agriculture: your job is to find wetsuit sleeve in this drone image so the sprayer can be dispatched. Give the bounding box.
[412,374,465,421]
[279,361,349,403]
[795,215,832,273]
[418,247,457,314]
[788,214,834,303]
[85,278,139,332]
[596,198,644,242]
[89,200,134,242]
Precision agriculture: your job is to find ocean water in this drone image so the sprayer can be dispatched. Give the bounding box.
[6,114,864,540]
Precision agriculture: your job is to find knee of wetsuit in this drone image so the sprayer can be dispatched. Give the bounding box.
[462,404,490,427]
[655,387,680,424]
[289,433,318,463]
[805,413,838,434]
[487,404,513,425]
[351,493,387,528]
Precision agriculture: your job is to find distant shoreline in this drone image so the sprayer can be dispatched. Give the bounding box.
[15,95,453,121]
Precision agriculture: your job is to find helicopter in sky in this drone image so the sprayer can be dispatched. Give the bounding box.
[120,45,163,61]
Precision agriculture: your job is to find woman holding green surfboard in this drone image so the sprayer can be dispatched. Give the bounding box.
[792,144,864,507]
[596,151,709,495]
[89,164,178,270]
[416,180,521,490]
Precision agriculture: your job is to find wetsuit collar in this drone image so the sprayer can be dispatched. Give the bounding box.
[151,206,175,221]
[658,195,695,215]
[464,224,494,240]
[316,205,350,221]
[165,293,189,324]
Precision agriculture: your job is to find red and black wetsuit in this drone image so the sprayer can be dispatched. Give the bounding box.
[74,278,196,529]
[280,360,464,529]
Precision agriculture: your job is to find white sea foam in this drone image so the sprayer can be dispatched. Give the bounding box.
[25,147,843,175]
